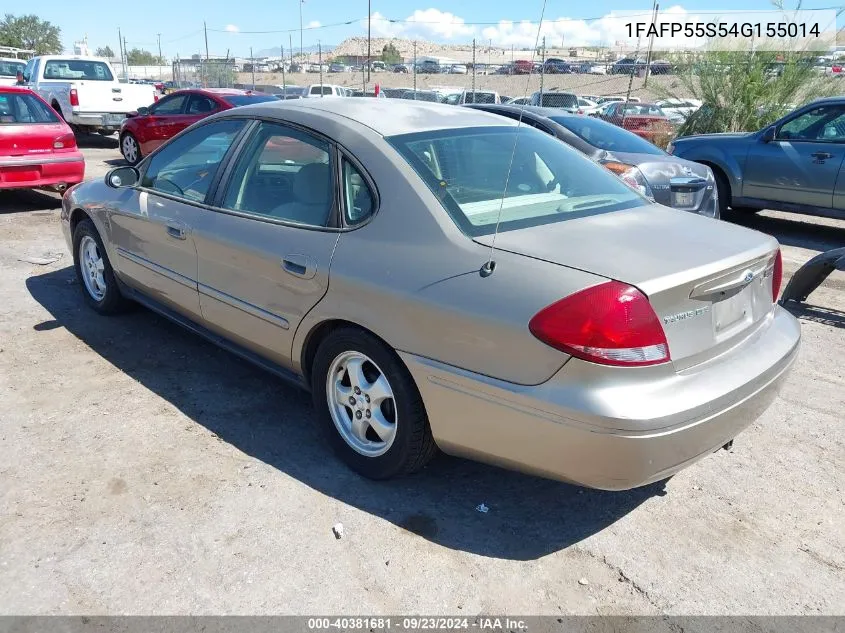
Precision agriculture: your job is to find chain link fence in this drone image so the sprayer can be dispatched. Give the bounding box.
[171,59,237,89]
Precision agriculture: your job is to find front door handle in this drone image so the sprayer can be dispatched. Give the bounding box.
[282,254,317,279]
[811,151,833,160]
[165,222,187,240]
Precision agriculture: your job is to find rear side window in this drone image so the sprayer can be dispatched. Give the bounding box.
[0,60,25,78]
[0,92,60,124]
[342,160,374,225]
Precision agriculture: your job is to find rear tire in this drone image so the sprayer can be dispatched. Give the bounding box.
[72,218,129,315]
[120,133,141,165]
[311,327,437,479]
[712,168,763,216]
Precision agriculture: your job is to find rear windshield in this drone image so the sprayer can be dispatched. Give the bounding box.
[222,94,280,107]
[537,93,578,108]
[620,104,666,116]
[0,91,60,124]
[388,126,646,237]
[43,60,114,81]
[402,91,438,102]
[0,60,25,78]
[463,92,497,104]
[550,116,665,155]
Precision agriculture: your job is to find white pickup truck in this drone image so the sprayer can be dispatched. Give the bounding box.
[19,55,156,135]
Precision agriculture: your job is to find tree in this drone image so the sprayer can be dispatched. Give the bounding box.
[0,14,62,54]
[95,46,114,58]
[381,43,401,64]
[664,49,835,136]
[126,47,164,65]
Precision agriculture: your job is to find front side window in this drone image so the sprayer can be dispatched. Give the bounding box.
[0,92,60,124]
[151,94,187,115]
[141,119,244,203]
[778,106,845,141]
[43,60,114,81]
[389,126,647,237]
[221,121,334,226]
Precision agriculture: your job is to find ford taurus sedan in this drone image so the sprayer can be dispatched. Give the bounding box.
[60,99,800,490]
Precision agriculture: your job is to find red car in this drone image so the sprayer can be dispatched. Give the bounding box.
[118,88,280,165]
[0,86,84,192]
[513,59,534,75]
[592,101,675,144]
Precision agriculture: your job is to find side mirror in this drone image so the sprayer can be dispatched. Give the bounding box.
[761,127,776,143]
[136,106,150,116]
[105,166,139,188]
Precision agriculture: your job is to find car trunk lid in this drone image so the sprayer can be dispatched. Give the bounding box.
[473,204,779,369]
[0,122,69,156]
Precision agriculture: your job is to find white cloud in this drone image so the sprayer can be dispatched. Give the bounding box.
[224,24,239,33]
[308,20,322,28]
[362,5,711,49]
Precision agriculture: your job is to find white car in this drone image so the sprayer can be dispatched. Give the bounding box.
[505,96,529,105]
[458,90,499,104]
[19,55,155,135]
[655,98,703,124]
[449,64,468,75]
[0,57,26,86]
[304,84,346,98]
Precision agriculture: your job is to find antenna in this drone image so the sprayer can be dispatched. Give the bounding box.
[482,0,549,277]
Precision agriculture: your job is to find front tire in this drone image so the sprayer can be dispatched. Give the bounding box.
[120,133,142,165]
[311,327,437,479]
[72,218,128,314]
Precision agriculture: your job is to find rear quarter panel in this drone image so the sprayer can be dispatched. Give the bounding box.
[282,111,601,385]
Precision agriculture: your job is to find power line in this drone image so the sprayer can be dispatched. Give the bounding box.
[207,18,363,34]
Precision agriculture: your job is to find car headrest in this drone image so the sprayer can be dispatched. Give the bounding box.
[293,162,331,205]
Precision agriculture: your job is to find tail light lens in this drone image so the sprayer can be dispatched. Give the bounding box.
[153,94,159,102]
[529,281,671,367]
[772,248,783,301]
[601,160,654,199]
[69,88,79,106]
[53,132,76,149]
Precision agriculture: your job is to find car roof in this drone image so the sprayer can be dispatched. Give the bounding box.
[0,85,35,93]
[231,99,518,136]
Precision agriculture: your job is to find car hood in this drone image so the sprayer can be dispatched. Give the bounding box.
[472,202,774,296]
[675,132,754,143]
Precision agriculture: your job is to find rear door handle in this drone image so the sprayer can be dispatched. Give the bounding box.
[165,222,187,240]
[811,151,833,160]
[282,254,317,279]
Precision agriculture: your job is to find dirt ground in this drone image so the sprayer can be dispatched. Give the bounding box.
[0,136,843,615]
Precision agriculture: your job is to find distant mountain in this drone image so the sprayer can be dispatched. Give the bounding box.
[256,44,335,57]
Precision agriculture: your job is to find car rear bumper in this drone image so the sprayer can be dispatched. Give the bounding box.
[0,153,84,189]
[400,306,800,490]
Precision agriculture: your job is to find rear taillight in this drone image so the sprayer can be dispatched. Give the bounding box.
[772,248,783,301]
[53,132,76,149]
[153,94,160,102]
[529,281,671,367]
[69,88,79,106]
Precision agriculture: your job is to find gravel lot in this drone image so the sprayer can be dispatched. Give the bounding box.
[0,136,843,615]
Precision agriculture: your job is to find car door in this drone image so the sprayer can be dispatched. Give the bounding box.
[192,120,347,370]
[108,118,247,321]
[137,92,189,154]
[743,104,845,208]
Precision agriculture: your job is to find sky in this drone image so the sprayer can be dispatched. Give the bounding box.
[28,0,843,58]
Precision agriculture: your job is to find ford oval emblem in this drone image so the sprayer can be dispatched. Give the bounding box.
[744,270,754,283]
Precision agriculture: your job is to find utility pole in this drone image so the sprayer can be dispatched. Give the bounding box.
[318,41,323,95]
[203,21,210,88]
[157,33,162,80]
[299,0,304,60]
[643,0,659,87]
[117,28,127,80]
[124,36,129,79]
[281,44,286,93]
[488,39,491,71]
[471,38,476,101]
[540,36,545,100]
[412,40,417,94]
[250,46,255,90]
[289,33,294,69]
[367,0,372,82]
[204,21,209,61]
